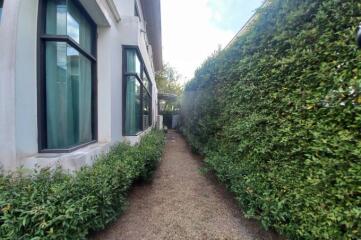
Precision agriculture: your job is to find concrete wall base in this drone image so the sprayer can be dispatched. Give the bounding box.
[22,143,111,173]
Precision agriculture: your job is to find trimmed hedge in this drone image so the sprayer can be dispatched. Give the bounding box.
[0,130,165,239]
[181,0,361,239]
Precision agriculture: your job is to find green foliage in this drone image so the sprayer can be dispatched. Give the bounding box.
[0,130,165,240]
[181,1,361,239]
[156,64,183,113]
[156,64,183,96]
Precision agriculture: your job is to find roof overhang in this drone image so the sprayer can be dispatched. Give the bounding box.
[78,0,111,26]
[140,0,163,72]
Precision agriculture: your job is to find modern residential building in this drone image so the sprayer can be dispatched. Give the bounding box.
[0,0,163,172]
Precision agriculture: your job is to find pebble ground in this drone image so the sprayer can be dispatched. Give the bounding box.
[91,130,283,240]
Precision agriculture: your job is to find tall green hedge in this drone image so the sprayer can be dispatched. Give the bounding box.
[181,1,361,239]
[0,130,165,239]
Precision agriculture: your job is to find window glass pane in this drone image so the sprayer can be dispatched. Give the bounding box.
[143,72,151,93]
[148,92,152,126]
[46,0,93,54]
[125,76,142,135]
[126,49,141,76]
[46,0,67,35]
[67,9,79,43]
[67,0,93,53]
[143,79,149,91]
[143,91,151,129]
[45,41,93,149]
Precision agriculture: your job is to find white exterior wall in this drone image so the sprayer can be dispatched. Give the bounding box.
[0,0,159,172]
[0,0,21,171]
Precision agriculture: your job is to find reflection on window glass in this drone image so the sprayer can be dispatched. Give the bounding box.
[143,73,151,93]
[125,76,142,135]
[45,41,93,149]
[67,0,92,52]
[126,49,141,76]
[42,0,95,150]
[46,0,67,35]
[143,92,151,129]
[67,12,79,43]
[124,48,153,135]
[46,0,93,53]
[0,0,4,21]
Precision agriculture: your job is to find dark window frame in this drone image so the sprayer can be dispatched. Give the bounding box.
[122,45,153,136]
[37,0,98,153]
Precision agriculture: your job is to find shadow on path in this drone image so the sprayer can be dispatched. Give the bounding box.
[91,130,283,240]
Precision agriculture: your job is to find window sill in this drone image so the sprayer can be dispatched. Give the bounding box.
[123,127,152,145]
[21,142,111,172]
[124,126,152,137]
[39,140,97,154]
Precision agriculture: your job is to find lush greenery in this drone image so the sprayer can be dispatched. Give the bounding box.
[156,64,183,97]
[0,130,165,240]
[156,64,183,112]
[181,0,361,239]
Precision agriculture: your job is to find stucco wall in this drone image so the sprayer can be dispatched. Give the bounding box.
[15,0,39,161]
[0,0,21,171]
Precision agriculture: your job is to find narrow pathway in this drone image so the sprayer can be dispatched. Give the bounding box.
[92,130,282,240]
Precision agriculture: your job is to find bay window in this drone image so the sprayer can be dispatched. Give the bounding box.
[38,0,96,151]
[123,47,152,135]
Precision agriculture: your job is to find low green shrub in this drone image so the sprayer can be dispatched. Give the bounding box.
[181,0,361,239]
[0,130,165,240]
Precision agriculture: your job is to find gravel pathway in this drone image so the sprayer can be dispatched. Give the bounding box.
[91,130,283,240]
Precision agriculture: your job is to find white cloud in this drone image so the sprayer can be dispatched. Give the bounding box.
[161,0,235,83]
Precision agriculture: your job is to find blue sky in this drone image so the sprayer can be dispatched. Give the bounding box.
[208,0,264,31]
[161,0,265,83]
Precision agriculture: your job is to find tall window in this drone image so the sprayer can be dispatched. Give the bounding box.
[39,0,96,151]
[142,71,152,128]
[0,0,4,21]
[124,47,152,136]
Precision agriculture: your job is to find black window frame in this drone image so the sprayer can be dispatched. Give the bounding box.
[37,0,98,153]
[122,45,153,136]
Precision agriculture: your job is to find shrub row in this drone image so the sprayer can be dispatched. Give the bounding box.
[0,130,165,239]
[181,0,361,239]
